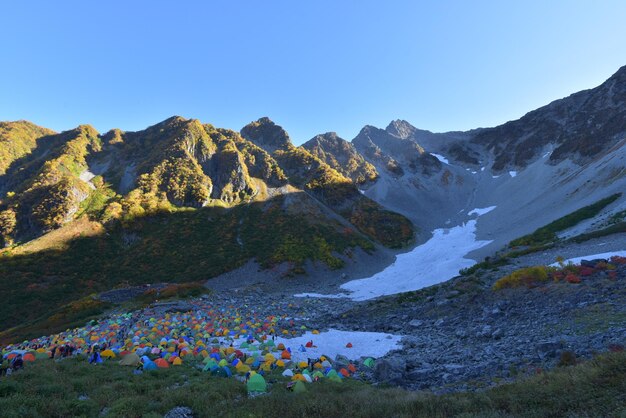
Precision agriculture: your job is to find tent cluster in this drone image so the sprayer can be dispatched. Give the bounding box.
[2,300,378,394]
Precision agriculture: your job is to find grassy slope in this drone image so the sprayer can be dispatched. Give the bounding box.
[0,121,55,175]
[462,193,625,276]
[509,193,622,247]
[0,195,372,337]
[0,352,624,417]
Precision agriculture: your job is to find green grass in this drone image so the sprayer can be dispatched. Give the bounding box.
[509,193,622,247]
[460,257,510,276]
[569,221,626,244]
[1,352,626,417]
[571,303,626,335]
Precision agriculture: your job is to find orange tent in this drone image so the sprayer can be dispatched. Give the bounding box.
[339,368,350,377]
[155,358,169,368]
[346,343,353,348]
[281,350,291,360]
[348,364,357,373]
[23,353,36,362]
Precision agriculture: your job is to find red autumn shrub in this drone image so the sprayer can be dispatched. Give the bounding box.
[566,273,581,284]
[608,271,618,280]
[579,266,595,276]
[608,344,624,352]
[552,271,565,282]
[595,261,609,270]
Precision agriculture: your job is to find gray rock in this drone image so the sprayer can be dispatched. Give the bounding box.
[374,357,406,384]
[164,407,194,418]
[409,319,424,328]
[536,341,565,360]
[407,367,434,381]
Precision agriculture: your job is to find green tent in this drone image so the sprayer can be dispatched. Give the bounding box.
[293,380,307,393]
[203,360,218,372]
[326,369,342,383]
[363,358,375,368]
[247,374,267,393]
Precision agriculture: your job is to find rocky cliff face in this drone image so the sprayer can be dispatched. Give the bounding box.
[0,125,100,243]
[241,118,414,247]
[353,124,442,176]
[471,65,626,171]
[303,132,378,185]
[0,116,414,249]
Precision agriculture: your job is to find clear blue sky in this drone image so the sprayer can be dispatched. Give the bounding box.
[2,1,626,144]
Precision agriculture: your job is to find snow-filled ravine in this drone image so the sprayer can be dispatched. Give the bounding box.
[296,210,494,301]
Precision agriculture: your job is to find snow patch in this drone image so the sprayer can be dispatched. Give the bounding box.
[431,153,449,164]
[549,251,626,267]
[509,171,517,178]
[543,151,552,158]
[468,206,497,216]
[481,167,485,172]
[275,329,403,362]
[492,175,500,179]
[318,221,492,301]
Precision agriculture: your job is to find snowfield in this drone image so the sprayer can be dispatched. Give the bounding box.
[274,329,403,362]
[297,214,493,301]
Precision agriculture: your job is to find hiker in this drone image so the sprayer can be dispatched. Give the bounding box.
[0,357,9,376]
[11,355,24,371]
[50,345,57,359]
[89,348,102,365]
[135,358,144,372]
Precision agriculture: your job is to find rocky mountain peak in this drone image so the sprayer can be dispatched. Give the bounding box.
[386,119,417,139]
[302,132,378,185]
[240,117,292,153]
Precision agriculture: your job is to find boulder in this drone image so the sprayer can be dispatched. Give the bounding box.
[164,407,194,418]
[374,356,406,384]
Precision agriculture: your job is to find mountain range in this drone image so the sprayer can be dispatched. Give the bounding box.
[0,65,625,340]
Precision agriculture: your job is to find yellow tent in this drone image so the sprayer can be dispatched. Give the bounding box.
[100,349,116,359]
